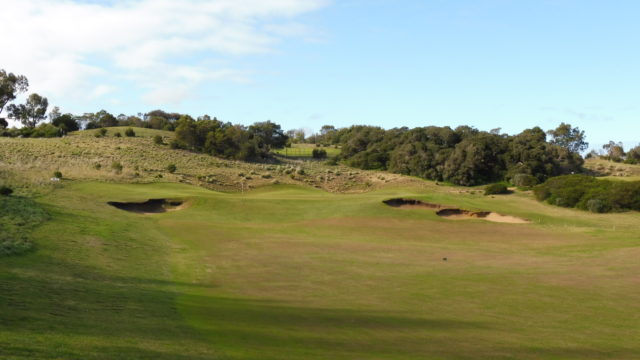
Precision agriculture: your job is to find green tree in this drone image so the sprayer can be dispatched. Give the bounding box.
[52,114,79,134]
[603,141,625,162]
[96,110,118,128]
[248,121,288,150]
[174,115,197,149]
[7,93,49,128]
[48,106,61,121]
[626,145,640,164]
[0,69,29,116]
[547,123,588,154]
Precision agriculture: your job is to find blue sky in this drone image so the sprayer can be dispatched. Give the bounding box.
[2,0,638,149]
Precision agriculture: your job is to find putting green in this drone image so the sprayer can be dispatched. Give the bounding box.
[1,182,639,359]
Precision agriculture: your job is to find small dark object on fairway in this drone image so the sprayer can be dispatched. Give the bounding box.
[442,257,447,261]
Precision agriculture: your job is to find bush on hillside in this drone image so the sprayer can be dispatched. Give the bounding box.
[114,132,122,137]
[0,186,13,196]
[484,183,509,195]
[512,174,538,188]
[534,174,640,213]
[166,164,177,173]
[53,171,62,179]
[125,128,136,137]
[95,128,107,137]
[312,148,327,159]
[111,161,123,174]
[153,135,164,145]
[31,123,62,138]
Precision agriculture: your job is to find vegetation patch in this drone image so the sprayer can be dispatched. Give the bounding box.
[534,174,640,213]
[484,183,510,195]
[0,196,49,256]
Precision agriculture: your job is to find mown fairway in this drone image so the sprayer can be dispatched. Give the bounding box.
[1,182,640,359]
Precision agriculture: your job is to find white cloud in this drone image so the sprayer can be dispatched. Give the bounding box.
[0,0,327,107]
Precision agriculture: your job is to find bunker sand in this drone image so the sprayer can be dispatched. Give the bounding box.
[384,198,530,224]
[108,198,188,214]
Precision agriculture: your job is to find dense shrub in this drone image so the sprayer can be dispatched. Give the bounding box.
[484,183,509,195]
[512,174,538,188]
[95,128,107,137]
[166,164,177,173]
[334,124,584,186]
[153,135,164,145]
[0,186,13,196]
[586,199,609,213]
[114,132,121,137]
[111,161,123,174]
[31,123,62,138]
[125,128,136,137]
[173,116,288,161]
[312,148,327,159]
[534,174,640,213]
[53,171,62,179]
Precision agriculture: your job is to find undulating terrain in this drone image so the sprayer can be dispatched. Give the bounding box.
[1,129,639,359]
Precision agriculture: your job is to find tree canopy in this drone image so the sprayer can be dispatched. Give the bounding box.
[547,123,588,154]
[0,69,29,116]
[7,93,49,128]
[329,124,585,186]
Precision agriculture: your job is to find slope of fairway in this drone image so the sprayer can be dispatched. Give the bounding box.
[1,182,640,359]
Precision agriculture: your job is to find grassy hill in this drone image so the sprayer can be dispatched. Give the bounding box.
[0,127,419,195]
[584,157,640,180]
[1,131,640,359]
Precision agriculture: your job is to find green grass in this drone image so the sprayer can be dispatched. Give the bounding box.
[273,144,341,158]
[1,181,639,359]
[0,195,49,256]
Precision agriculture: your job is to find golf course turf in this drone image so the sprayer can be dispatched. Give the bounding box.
[1,181,639,359]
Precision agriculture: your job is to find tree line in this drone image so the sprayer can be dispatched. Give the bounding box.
[586,141,640,164]
[300,123,586,186]
[4,68,633,186]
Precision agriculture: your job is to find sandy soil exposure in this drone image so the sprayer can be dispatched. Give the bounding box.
[384,198,530,224]
[108,199,187,214]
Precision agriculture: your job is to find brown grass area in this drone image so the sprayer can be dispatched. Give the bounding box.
[0,129,426,194]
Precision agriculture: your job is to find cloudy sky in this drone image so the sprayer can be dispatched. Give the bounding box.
[1,0,638,147]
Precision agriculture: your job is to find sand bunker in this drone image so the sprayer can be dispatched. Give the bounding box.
[383,198,447,209]
[384,198,530,224]
[108,199,186,214]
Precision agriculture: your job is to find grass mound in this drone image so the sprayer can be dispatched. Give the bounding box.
[0,196,49,256]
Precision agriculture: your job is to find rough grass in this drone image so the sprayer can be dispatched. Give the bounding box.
[584,157,640,180]
[0,196,49,256]
[0,127,419,194]
[1,181,639,359]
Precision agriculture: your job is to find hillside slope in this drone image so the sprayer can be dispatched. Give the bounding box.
[0,127,422,194]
